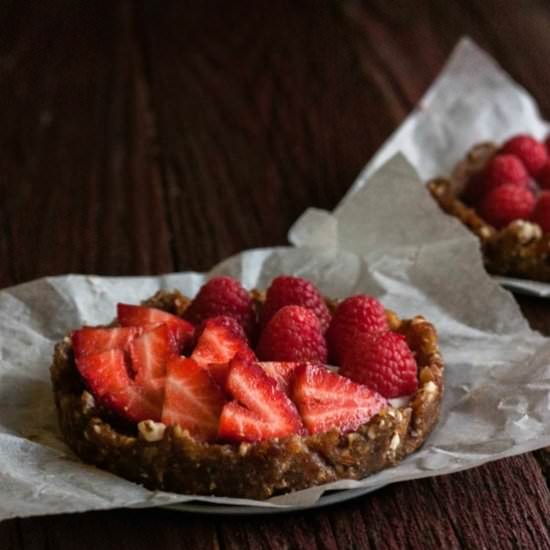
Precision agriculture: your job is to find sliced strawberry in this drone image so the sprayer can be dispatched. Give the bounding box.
[191,317,256,386]
[76,349,160,422]
[258,362,303,394]
[219,402,293,442]
[161,357,226,441]
[292,364,387,435]
[219,356,304,442]
[71,326,141,358]
[129,324,178,403]
[117,303,194,349]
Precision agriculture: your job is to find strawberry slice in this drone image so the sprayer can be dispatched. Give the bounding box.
[291,364,387,435]
[129,324,178,404]
[117,303,194,349]
[76,349,160,422]
[258,362,303,394]
[218,356,304,442]
[72,326,141,358]
[191,317,256,386]
[161,357,226,441]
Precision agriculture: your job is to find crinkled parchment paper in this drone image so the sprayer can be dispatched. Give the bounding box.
[2,153,550,519]
[347,37,550,297]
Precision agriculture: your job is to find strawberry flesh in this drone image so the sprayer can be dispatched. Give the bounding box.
[258,361,303,394]
[292,364,386,435]
[161,357,226,441]
[129,324,179,404]
[219,356,304,442]
[76,349,160,422]
[191,317,256,386]
[72,326,141,358]
[117,303,194,350]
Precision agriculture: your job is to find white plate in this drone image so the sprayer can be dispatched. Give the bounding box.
[496,276,550,298]
[163,486,375,515]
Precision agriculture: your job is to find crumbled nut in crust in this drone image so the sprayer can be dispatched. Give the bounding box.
[390,433,401,451]
[424,381,438,401]
[138,420,166,442]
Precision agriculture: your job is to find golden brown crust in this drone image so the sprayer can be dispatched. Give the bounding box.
[51,291,444,500]
[428,142,550,282]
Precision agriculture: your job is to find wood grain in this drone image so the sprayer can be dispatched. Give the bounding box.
[1,1,550,549]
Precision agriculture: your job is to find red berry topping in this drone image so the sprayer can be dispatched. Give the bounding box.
[256,305,328,363]
[501,134,548,177]
[191,317,256,386]
[340,331,418,398]
[194,315,248,345]
[483,154,529,194]
[537,161,550,191]
[72,326,141,358]
[117,304,194,349]
[161,357,226,441]
[258,361,303,394]
[76,349,160,422]
[260,275,331,333]
[218,356,304,442]
[531,191,550,233]
[291,364,386,434]
[184,276,256,337]
[326,295,388,365]
[129,324,179,405]
[478,183,535,229]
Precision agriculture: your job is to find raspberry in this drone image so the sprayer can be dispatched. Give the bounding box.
[478,184,535,229]
[531,192,550,233]
[326,295,388,365]
[256,305,327,363]
[537,161,550,190]
[260,276,331,333]
[482,154,529,194]
[501,134,548,177]
[184,276,256,337]
[340,331,418,398]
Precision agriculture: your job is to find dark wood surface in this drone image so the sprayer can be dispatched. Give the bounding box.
[2,1,550,548]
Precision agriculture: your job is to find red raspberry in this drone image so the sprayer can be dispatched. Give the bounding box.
[340,331,418,398]
[184,276,256,337]
[326,295,388,365]
[531,191,550,233]
[482,154,529,194]
[478,184,535,229]
[537,161,550,190]
[256,305,327,363]
[501,134,548,177]
[260,276,331,333]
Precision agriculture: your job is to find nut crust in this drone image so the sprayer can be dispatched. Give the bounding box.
[51,290,444,500]
[428,142,550,281]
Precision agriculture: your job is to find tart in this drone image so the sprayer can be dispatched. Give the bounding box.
[429,136,550,281]
[51,278,443,500]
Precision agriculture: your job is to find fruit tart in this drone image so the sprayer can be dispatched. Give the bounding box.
[429,133,550,281]
[51,275,444,499]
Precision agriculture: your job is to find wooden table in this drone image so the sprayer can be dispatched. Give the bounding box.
[2,1,550,548]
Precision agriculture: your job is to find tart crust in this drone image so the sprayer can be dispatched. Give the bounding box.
[50,290,444,500]
[428,142,550,281]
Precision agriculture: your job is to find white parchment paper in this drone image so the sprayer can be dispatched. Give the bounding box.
[344,37,550,297]
[2,153,550,519]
